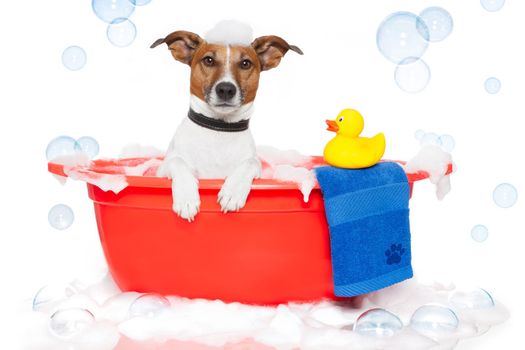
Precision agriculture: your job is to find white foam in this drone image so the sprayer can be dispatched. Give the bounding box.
[51,152,92,169]
[257,145,313,167]
[20,275,508,350]
[52,174,68,185]
[403,145,454,200]
[66,169,128,194]
[47,152,94,187]
[257,146,317,202]
[52,147,164,194]
[204,20,254,46]
[119,143,165,159]
[49,150,129,193]
[56,148,165,193]
[123,158,163,176]
[272,165,317,202]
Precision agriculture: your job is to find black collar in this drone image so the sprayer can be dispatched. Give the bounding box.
[187,109,250,132]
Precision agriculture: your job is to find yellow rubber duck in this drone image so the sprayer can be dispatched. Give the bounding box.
[323,109,386,169]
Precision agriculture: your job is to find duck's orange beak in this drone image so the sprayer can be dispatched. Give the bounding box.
[326,120,339,132]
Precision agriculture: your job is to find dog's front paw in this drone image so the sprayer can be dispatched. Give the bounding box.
[218,176,252,213]
[173,183,200,222]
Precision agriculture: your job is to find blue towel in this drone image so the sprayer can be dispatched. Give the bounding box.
[315,162,413,297]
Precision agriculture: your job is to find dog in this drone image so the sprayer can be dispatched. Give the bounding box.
[151,29,303,221]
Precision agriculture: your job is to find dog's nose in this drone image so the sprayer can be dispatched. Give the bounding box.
[215,82,237,101]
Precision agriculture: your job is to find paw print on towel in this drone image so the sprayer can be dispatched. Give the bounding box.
[385,244,405,265]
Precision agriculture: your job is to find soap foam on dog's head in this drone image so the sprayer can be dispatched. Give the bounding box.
[204,20,253,46]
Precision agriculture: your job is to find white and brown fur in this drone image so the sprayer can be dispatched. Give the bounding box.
[151,30,302,221]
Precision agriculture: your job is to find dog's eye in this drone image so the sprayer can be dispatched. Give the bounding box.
[338,117,344,122]
[240,59,252,70]
[202,56,215,67]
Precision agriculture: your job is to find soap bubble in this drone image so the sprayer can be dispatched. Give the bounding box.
[46,136,79,161]
[75,136,100,159]
[33,284,77,312]
[419,7,453,42]
[410,305,459,339]
[449,288,495,309]
[394,57,431,93]
[420,132,442,147]
[481,0,505,12]
[377,12,430,64]
[484,77,501,94]
[62,46,87,71]
[354,308,403,338]
[134,0,152,5]
[439,134,455,152]
[48,204,74,230]
[493,183,518,208]
[49,308,95,339]
[471,224,489,242]
[129,293,171,318]
[415,129,425,140]
[92,0,136,23]
[107,18,137,47]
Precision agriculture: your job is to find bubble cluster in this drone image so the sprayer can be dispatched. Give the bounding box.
[394,57,431,93]
[47,135,99,160]
[107,18,137,47]
[92,0,136,23]
[480,0,505,12]
[439,134,456,152]
[62,46,87,71]
[471,224,489,242]
[33,284,77,312]
[354,308,403,337]
[449,288,495,309]
[377,8,453,93]
[129,293,171,318]
[419,7,454,42]
[75,136,100,159]
[49,308,95,339]
[376,12,430,64]
[91,0,151,48]
[493,183,518,208]
[410,305,459,339]
[484,77,501,94]
[48,204,75,230]
[420,132,442,147]
[46,136,79,161]
[415,130,455,152]
[414,129,425,140]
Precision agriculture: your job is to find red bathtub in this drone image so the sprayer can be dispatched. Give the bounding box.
[48,157,450,305]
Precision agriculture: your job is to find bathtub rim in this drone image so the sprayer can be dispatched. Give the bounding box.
[48,156,451,191]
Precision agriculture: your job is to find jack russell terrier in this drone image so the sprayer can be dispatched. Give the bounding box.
[151,28,303,221]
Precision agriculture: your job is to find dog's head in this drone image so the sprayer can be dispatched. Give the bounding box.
[151,30,303,117]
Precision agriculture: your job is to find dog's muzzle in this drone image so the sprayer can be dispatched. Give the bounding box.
[215,82,237,102]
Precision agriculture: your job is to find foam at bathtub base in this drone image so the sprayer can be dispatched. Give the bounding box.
[20,275,509,350]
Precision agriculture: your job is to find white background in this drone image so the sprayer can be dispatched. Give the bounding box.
[1,0,524,348]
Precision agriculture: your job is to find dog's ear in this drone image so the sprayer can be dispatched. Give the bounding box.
[150,31,204,65]
[251,35,303,71]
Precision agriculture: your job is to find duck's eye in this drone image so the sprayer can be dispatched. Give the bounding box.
[202,56,215,67]
[338,117,344,122]
[240,59,252,70]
